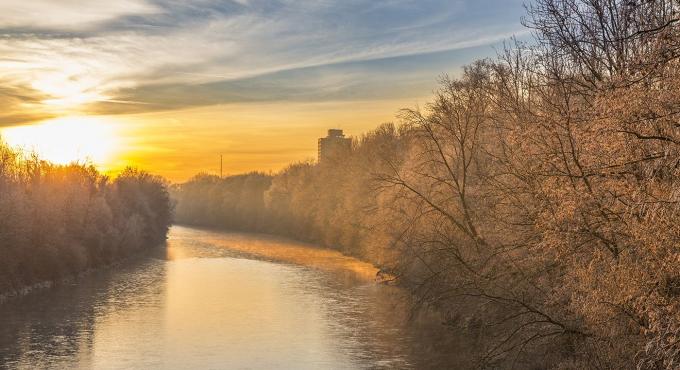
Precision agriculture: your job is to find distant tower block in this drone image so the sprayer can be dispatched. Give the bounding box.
[318,129,352,164]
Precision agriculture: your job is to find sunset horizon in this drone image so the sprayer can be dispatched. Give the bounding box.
[0,0,525,181]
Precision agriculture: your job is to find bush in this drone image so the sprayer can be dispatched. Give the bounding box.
[0,141,172,296]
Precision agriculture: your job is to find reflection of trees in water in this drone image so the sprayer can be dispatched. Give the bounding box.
[303,271,475,369]
[0,252,167,369]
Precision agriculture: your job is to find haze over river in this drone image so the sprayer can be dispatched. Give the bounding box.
[0,226,468,369]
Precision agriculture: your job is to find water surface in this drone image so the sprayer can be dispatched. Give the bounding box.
[0,226,467,369]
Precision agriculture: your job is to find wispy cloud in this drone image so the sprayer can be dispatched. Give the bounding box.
[0,0,160,30]
[0,0,526,126]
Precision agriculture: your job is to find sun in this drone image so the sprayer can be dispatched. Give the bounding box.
[1,116,120,169]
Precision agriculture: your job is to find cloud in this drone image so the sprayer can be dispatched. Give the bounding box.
[0,0,527,126]
[0,84,56,126]
[0,0,160,30]
[86,44,497,115]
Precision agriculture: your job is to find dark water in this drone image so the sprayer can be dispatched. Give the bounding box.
[0,226,467,369]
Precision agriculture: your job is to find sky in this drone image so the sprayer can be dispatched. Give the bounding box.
[0,0,527,182]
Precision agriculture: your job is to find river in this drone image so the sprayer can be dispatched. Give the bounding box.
[0,226,470,369]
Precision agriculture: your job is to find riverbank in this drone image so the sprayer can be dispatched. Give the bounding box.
[1,223,390,304]
[0,143,173,302]
[0,243,167,304]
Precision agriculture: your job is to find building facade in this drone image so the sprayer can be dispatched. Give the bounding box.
[318,129,351,164]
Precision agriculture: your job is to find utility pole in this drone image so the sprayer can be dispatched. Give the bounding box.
[220,154,223,179]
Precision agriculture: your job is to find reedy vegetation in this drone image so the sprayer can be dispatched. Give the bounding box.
[173,0,680,368]
[0,142,172,298]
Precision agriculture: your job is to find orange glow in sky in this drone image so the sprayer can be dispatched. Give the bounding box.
[104,99,425,182]
[1,116,119,171]
[0,0,525,182]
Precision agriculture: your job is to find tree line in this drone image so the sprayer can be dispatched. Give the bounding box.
[173,0,680,368]
[0,141,172,299]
